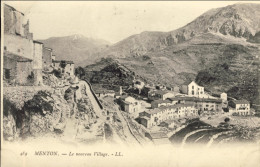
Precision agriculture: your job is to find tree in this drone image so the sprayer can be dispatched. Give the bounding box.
[224,117,230,123]
[60,61,67,69]
[75,66,85,78]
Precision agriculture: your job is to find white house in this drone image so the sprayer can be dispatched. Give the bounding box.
[220,93,227,101]
[229,100,251,116]
[119,96,141,114]
[181,81,204,97]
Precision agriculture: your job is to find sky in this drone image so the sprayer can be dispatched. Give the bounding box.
[3,1,259,43]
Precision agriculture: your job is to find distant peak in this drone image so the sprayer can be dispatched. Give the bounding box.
[71,34,85,40]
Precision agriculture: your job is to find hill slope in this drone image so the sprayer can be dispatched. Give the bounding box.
[39,34,110,66]
[81,3,260,109]
[98,3,260,58]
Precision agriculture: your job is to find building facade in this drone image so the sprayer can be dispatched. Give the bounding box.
[181,81,205,97]
[138,104,198,128]
[42,47,53,70]
[53,60,75,77]
[3,4,43,86]
[148,90,175,100]
[119,96,141,114]
[169,96,223,113]
[229,100,251,116]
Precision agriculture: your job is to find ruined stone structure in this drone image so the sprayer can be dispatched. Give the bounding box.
[43,47,53,70]
[3,4,43,86]
[4,51,33,85]
[53,60,75,77]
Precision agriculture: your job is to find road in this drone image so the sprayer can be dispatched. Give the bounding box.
[79,81,104,120]
[114,109,141,146]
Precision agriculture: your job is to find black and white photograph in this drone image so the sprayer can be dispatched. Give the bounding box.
[1,1,260,167]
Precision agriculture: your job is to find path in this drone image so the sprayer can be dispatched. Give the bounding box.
[181,129,208,147]
[79,81,104,120]
[115,109,141,146]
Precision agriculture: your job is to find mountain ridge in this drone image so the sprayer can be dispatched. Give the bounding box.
[39,34,111,65]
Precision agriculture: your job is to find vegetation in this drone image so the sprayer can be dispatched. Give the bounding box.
[75,66,85,78]
[53,69,62,78]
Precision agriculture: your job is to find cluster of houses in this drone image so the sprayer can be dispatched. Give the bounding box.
[3,4,75,86]
[138,104,198,128]
[94,76,253,129]
[110,79,253,129]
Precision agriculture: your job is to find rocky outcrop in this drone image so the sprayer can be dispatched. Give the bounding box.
[3,76,99,140]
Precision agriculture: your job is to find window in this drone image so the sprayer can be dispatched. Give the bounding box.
[192,90,194,95]
[192,86,194,89]
[4,69,10,79]
[4,46,7,50]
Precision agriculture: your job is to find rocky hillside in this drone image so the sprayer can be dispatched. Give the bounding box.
[76,3,259,110]
[79,58,136,87]
[39,34,110,66]
[3,74,100,141]
[98,3,260,58]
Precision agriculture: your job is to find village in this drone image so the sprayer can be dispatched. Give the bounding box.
[2,4,259,145]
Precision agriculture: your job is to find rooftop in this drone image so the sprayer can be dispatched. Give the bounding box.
[53,60,74,64]
[168,96,222,103]
[153,90,171,95]
[33,40,43,44]
[234,99,250,104]
[4,4,24,15]
[43,47,53,51]
[152,99,172,105]
[147,103,195,115]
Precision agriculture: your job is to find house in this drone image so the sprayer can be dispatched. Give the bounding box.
[220,93,227,101]
[138,104,198,128]
[133,80,145,94]
[168,96,223,113]
[42,47,53,70]
[151,99,175,108]
[173,86,180,93]
[229,100,251,116]
[220,92,228,108]
[52,60,75,76]
[3,51,33,85]
[148,90,175,100]
[95,89,115,98]
[181,81,205,97]
[119,96,141,114]
[3,4,43,86]
[114,86,123,98]
[142,86,153,97]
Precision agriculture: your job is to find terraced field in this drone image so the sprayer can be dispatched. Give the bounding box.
[169,119,259,146]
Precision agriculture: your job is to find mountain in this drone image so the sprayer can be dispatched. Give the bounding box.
[81,3,260,110]
[39,34,111,66]
[97,3,260,58]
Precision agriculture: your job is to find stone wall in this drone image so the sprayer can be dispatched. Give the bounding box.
[4,4,25,36]
[4,86,54,109]
[3,55,17,80]
[23,20,33,40]
[4,34,34,60]
[33,69,43,86]
[64,63,75,76]
[43,47,52,69]
[33,42,43,70]
[16,61,33,85]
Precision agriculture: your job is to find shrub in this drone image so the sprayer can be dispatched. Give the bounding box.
[224,117,230,123]
[53,69,62,78]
